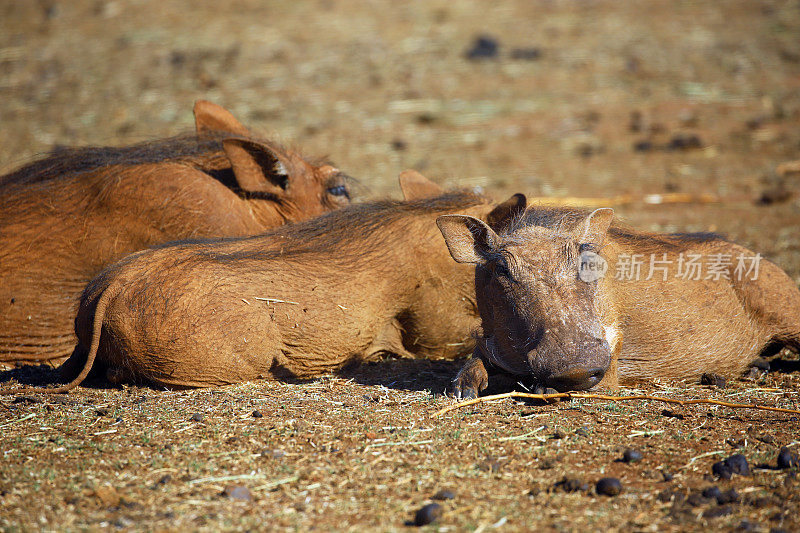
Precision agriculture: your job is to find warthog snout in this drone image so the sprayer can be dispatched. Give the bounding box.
[545,366,606,391]
[439,204,617,393]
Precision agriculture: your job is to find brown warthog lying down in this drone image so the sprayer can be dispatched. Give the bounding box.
[0,101,351,366]
[45,175,523,391]
[438,201,800,397]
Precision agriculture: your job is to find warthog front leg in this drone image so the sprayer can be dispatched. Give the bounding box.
[452,356,489,399]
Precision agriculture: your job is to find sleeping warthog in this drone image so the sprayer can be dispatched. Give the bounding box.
[438,201,800,396]
[45,175,520,391]
[0,101,350,365]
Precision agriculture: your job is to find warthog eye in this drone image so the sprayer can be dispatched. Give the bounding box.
[492,260,512,279]
[327,185,350,198]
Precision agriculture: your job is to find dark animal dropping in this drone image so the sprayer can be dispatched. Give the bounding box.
[712,461,732,480]
[724,454,751,476]
[777,447,798,469]
[413,503,442,526]
[622,449,643,463]
[596,477,622,496]
[465,36,499,60]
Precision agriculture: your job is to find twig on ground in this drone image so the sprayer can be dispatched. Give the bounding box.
[431,391,800,418]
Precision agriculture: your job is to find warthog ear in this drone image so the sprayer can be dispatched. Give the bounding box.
[222,138,291,196]
[194,100,250,137]
[437,215,498,264]
[398,170,444,200]
[486,193,527,231]
[573,208,614,246]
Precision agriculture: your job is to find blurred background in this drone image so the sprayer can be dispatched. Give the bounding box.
[1,0,799,274]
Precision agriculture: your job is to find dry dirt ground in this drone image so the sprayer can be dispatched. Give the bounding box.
[1,0,800,531]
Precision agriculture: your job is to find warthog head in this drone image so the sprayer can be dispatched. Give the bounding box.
[437,204,615,391]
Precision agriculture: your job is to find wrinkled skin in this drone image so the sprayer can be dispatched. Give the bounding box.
[0,100,351,366]
[439,202,800,397]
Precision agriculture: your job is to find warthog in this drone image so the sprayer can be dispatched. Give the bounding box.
[0,101,351,365]
[40,175,523,392]
[438,200,800,397]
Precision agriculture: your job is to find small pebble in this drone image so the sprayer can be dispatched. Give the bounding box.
[667,133,703,151]
[432,489,455,501]
[750,357,771,371]
[777,447,799,469]
[700,373,726,388]
[595,477,622,496]
[413,503,442,526]
[251,410,263,418]
[552,429,567,440]
[712,461,732,480]
[222,484,252,502]
[465,35,499,60]
[661,409,684,420]
[725,454,751,476]
[622,449,643,463]
[190,413,204,422]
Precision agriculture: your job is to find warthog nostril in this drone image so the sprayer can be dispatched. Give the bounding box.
[546,366,605,392]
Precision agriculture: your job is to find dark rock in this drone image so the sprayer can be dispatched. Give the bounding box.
[251,410,263,418]
[667,133,703,151]
[712,461,733,480]
[222,484,252,502]
[622,449,643,463]
[701,373,726,388]
[413,503,442,526]
[432,489,455,501]
[465,36,499,60]
[190,413,204,422]
[595,477,622,496]
[552,429,567,440]
[661,409,684,420]
[725,454,751,476]
[777,447,799,469]
[750,357,771,371]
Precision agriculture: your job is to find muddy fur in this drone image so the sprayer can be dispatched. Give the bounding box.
[53,189,508,391]
[438,201,800,396]
[0,101,351,366]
